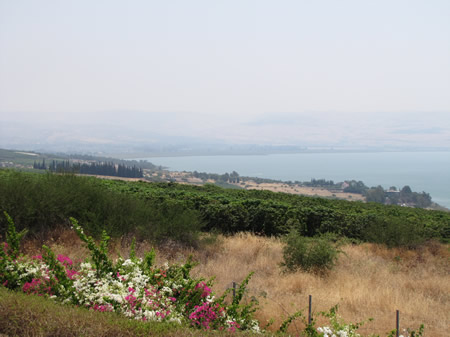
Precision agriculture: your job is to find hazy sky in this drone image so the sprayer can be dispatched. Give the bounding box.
[1,0,449,148]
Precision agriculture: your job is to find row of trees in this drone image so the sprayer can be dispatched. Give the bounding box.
[32,159,47,170]
[302,178,338,187]
[365,185,432,208]
[192,170,241,183]
[342,180,432,207]
[33,160,143,178]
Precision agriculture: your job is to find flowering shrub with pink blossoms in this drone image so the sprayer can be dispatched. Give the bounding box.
[0,212,260,333]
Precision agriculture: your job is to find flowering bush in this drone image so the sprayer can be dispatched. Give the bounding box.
[0,213,260,333]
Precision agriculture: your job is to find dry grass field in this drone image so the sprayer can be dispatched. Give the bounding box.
[241,182,366,202]
[22,230,450,336]
[188,234,449,336]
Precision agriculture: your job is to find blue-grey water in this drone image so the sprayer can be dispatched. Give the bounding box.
[142,152,450,208]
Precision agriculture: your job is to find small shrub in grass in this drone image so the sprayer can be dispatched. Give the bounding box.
[281,230,340,274]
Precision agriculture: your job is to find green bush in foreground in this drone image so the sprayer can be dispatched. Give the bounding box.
[281,230,341,274]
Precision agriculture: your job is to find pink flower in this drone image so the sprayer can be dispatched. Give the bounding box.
[57,254,73,266]
[66,269,78,279]
[116,272,126,281]
[22,278,53,296]
[189,302,223,330]
[228,321,241,332]
[92,304,113,312]
[195,281,212,298]
[23,278,42,293]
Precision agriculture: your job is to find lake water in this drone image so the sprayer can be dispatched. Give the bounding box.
[142,152,450,208]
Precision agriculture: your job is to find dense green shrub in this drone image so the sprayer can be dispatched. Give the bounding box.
[362,217,426,248]
[0,170,202,245]
[139,202,203,246]
[281,230,340,274]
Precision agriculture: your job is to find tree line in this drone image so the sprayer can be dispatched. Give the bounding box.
[33,160,143,178]
[192,170,241,183]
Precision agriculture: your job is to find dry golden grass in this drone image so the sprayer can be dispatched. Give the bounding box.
[242,182,365,202]
[23,230,450,336]
[190,234,450,336]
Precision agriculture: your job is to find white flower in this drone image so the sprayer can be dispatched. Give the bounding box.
[168,317,182,324]
[80,262,92,270]
[250,320,261,333]
[122,259,135,267]
[161,286,172,295]
[144,310,157,320]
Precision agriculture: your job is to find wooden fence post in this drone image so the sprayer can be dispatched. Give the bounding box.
[308,295,312,325]
[232,281,236,301]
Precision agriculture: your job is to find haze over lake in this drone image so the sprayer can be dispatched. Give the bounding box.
[142,152,450,208]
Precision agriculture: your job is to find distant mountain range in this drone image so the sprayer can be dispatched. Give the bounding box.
[1,111,449,156]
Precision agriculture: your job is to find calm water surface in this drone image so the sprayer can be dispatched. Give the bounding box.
[142,152,450,208]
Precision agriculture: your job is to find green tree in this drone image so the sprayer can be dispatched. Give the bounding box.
[365,186,386,203]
